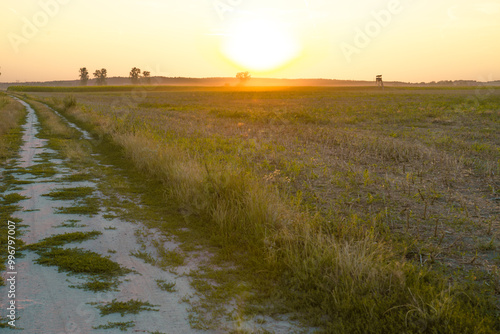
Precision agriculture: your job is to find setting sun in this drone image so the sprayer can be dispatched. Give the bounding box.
[221,18,301,72]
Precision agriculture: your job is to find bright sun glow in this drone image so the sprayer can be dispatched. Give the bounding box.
[222,18,301,72]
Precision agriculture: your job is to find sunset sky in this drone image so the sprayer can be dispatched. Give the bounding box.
[1,0,499,83]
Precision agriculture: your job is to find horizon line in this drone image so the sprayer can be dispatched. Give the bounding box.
[2,76,499,86]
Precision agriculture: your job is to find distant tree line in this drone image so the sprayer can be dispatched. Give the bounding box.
[78,67,251,87]
[79,67,151,86]
[424,80,483,86]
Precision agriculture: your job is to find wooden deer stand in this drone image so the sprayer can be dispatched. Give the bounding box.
[376,75,384,89]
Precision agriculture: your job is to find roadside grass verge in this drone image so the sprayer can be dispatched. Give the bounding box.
[0,94,27,282]
[20,89,500,333]
[0,93,26,161]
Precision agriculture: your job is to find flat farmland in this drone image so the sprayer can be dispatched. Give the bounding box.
[5,86,500,333]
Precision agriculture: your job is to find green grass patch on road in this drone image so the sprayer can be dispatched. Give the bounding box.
[25,231,130,292]
[35,247,130,276]
[24,231,101,252]
[92,299,159,317]
[43,186,94,200]
[55,197,100,216]
[93,321,135,331]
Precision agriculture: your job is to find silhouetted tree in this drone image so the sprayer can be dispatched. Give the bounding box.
[93,68,107,85]
[236,71,251,86]
[130,67,141,84]
[142,71,151,84]
[79,67,89,86]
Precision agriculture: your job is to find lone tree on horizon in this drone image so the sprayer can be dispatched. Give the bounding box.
[236,71,251,86]
[93,68,107,85]
[142,71,151,84]
[130,67,141,84]
[79,67,89,86]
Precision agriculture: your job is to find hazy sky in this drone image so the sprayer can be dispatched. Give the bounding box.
[1,0,499,83]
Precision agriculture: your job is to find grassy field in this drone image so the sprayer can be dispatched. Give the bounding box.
[12,86,500,333]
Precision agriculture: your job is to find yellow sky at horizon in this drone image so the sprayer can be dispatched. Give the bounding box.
[0,0,499,83]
